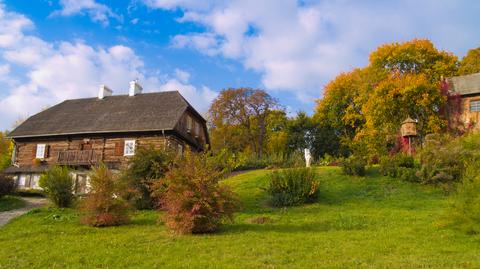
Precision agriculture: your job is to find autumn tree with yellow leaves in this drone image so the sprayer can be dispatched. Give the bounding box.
[315,39,459,159]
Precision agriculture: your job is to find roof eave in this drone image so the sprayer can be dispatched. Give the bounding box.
[8,128,176,139]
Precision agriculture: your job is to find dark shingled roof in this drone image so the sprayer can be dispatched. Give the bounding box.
[447,72,480,96]
[8,91,205,138]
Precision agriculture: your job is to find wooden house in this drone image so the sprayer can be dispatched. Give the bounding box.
[3,81,209,193]
[446,72,480,129]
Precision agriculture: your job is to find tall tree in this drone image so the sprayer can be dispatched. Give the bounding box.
[0,132,12,170]
[369,39,458,81]
[209,88,279,157]
[286,112,316,153]
[358,72,445,156]
[458,47,480,75]
[265,110,289,157]
[314,39,458,158]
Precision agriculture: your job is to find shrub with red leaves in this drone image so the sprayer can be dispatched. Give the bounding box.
[159,151,239,234]
[79,163,131,227]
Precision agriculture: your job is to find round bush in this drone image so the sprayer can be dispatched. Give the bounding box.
[80,164,131,227]
[267,168,319,207]
[341,156,366,176]
[39,166,75,208]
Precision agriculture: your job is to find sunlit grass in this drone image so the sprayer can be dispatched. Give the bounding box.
[0,167,479,268]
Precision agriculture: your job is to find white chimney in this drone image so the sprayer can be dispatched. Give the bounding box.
[98,85,113,99]
[129,80,143,96]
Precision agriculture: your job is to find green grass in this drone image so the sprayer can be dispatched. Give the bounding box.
[0,167,479,268]
[0,196,25,212]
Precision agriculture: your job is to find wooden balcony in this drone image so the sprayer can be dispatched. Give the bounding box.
[57,150,101,165]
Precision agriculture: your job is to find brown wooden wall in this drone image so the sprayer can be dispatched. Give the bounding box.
[460,96,480,129]
[175,110,208,148]
[13,134,184,168]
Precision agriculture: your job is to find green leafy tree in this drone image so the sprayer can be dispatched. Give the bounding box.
[121,146,172,209]
[286,112,315,153]
[0,132,12,170]
[265,110,289,157]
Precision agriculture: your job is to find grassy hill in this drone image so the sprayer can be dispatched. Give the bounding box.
[0,167,479,268]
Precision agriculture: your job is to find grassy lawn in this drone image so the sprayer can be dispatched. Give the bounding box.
[0,167,479,268]
[0,196,26,212]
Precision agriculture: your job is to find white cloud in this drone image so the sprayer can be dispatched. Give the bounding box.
[143,0,480,102]
[51,0,120,26]
[159,79,217,113]
[0,3,215,130]
[130,18,139,24]
[142,0,216,11]
[174,68,190,83]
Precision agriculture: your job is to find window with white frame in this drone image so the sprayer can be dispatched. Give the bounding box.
[470,100,480,112]
[186,115,193,133]
[36,144,46,159]
[124,140,136,156]
[195,121,200,137]
[177,143,183,156]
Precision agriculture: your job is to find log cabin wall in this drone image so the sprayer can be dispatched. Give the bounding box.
[175,110,208,149]
[13,134,179,168]
[460,95,480,129]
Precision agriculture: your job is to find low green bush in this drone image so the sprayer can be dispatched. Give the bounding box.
[341,156,366,176]
[444,160,480,234]
[379,154,415,178]
[80,164,131,227]
[266,168,319,207]
[397,167,420,183]
[0,174,15,198]
[317,154,339,166]
[417,134,467,185]
[39,166,75,208]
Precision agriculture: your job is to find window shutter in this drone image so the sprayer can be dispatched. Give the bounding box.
[115,141,124,156]
[45,145,50,158]
[32,145,37,159]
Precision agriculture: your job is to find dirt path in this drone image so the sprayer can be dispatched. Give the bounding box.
[0,197,47,227]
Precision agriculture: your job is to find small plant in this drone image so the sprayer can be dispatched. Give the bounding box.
[341,156,366,176]
[397,167,420,182]
[159,151,239,234]
[379,153,415,178]
[120,146,173,209]
[80,163,131,227]
[39,166,75,208]
[0,174,15,198]
[266,168,319,207]
[32,158,43,166]
[318,153,337,166]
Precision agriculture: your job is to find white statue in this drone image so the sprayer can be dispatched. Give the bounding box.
[304,148,312,168]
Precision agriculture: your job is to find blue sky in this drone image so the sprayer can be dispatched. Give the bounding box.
[0,0,479,130]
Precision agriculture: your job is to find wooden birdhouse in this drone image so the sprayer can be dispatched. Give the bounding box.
[401,117,417,137]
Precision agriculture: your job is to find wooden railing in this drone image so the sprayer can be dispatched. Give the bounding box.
[57,150,100,165]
